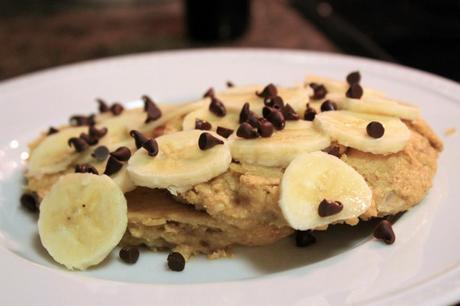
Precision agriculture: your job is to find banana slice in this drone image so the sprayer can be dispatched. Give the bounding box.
[127,130,231,188]
[314,110,411,154]
[28,126,88,177]
[327,93,420,120]
[305,75,384,97]
[182,106,240,131]
[279,151,372,230]
[38,173,127,270]
[230,120,330,167]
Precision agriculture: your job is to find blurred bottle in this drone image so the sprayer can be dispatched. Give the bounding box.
[184,0,250,42]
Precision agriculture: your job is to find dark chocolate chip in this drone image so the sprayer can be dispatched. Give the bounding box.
[236,122,259,139]
[295,230,316,247]
[320,100,337,112]
[89,126,108,139]
[346,83,363,99]
[129,130,149,149]
[47,127,59,135]
[266,109,285,130]
[256,83,278,99]
[264,96,284,110]
[111,146,131,161]
[209,97,226,117]
[257,118,274,138]
[142,95,162,123]
[167,252,185,271]
[104,156,123,176]
[195,119,212,130]
[92,145,110,162]
[373,220,395,244]
[198,132,224,150]
[203,87,215,98]
[304,104,317,121]
[346,71,361,85]
[142,139,159,156]
[239,102,251,124]
[75,164,99,175]
[20,192,39,213]
[79,133,98,146]
[96,98,110,113]
[110,103,124,116]
[323,145,342,158]
[68,137,89,152]
[119,247,139,264]
[216,126,234,138]
[366,121,385,138]
[282,104,300,121]
[69,114,95,126]
[309,83,328,100]
[318,199,343,217]
[226,81,234,88]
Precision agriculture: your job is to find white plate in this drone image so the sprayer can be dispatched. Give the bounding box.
[0,49,459,306]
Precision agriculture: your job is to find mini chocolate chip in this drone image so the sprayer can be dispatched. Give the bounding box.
[257,118,274,137]
[70,114,95,126]
[304,104,317,121]
[167,252,185,271]
[203,87,215,98]
[318,199,343,217]
[104,156,124,176]
[68,137,89,152]
[142,139,159,156]
[226,81,234,88]
[256,83,278,99]
[111,146,131,161]
[373,220,395,244]
[367,121,385,138]
[89,126,108,139]
[295,230,316,247]
[282,104,300,121]
[129,130,149,149]
[119,247,139,264]
[216,126,234,138]
[198,132,224,150]
[310,83,328,100]
[236,122,259,139]
[96,98,110,113]
[142,95,162,123]
[79,133,98,146]
[20,192,39,213]
[75,164,99,175]
[47,127,59,135]
[264,96,284,110]
[209,97,226,117]
[320,100,337,112]
[195,119,212,130]
[92,146,110,162]
[346,71,361,85]
[239,103,251,123]
[346,83,363,99]
[266,109,285,130]
[110,103,124,116]
[323,144,342,158]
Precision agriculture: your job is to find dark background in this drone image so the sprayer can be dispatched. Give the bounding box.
[0,0,459,82]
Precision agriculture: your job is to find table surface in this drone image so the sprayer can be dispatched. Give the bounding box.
[0,0,337,81]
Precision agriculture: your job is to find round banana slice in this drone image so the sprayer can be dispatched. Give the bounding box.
[327,93,420,120]
[38,173,128,270]
[182,106,240,131]
[314,110,411,154]
[28,126,88,177]
[230,120,330,167]
[279,151,372,230]
[127,130,231,188]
